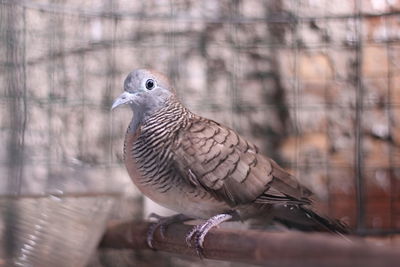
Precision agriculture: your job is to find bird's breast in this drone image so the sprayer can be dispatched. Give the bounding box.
[123,129,229,219]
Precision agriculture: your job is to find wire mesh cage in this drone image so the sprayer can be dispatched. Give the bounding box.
[1,0,400,266]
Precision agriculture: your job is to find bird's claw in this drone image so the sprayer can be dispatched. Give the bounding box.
[147,223,158,249]
[185,223,208,257]
[146,213,191,249]
[185,224,201,247]
[185,213,233,258]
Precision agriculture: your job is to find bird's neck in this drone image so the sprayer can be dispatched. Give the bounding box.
[128,109,144,134]
[128,96,190,134]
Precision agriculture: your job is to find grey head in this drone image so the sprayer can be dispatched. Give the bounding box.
[111,69,174,129]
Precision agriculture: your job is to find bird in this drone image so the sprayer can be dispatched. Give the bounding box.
[111,69,348,256]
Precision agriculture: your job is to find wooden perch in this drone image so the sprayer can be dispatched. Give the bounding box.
[99,221,400,267]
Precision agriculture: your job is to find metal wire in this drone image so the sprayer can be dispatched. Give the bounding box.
[354,0,365,232]
[0,0,399,236]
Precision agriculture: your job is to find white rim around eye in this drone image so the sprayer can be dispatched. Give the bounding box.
[145,79,156,90]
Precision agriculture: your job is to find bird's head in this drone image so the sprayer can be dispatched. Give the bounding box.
[111,69,174,119]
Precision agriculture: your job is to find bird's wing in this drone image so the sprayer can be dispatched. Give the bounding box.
[172,116,312,206]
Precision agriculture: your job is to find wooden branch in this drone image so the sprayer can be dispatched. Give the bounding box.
[99,221,400,267]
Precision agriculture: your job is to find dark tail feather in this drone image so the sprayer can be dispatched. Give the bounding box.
[271,204,349,234]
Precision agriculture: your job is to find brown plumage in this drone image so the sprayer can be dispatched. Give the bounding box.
[112,69,348,255]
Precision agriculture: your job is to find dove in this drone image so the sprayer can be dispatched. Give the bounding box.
[111,69,348,256]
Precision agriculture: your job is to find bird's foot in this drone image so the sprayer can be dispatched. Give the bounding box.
[147,213,191,249]
[185,213,233,258]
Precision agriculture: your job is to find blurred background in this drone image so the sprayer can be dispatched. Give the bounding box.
[1,0,400,266]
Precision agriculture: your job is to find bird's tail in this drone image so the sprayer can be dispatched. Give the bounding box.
[271,204,349,234]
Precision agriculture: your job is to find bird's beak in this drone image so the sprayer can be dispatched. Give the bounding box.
[111,91,135,110]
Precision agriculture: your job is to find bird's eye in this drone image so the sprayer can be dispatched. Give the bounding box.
[145,79,155,90]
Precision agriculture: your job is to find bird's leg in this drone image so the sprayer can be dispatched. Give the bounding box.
[147,213,192,249]
[185,213,233,257]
